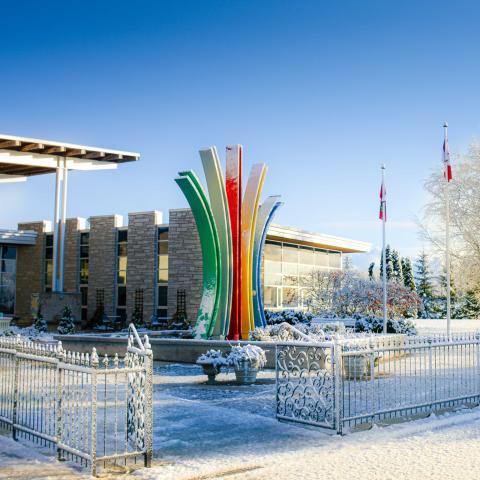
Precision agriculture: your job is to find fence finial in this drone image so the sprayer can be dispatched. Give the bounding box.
[91,347,99,366]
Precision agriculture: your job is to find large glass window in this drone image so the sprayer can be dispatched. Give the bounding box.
[79,232,89,321]
[0,245,16,315]
[263,240,342,310]
[116,229,128,324]
[157,227,168,318]
[45,234,53,292]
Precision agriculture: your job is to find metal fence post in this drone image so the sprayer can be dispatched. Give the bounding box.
[333,338,343,435]
[56,342,64,460]
[90,348,99,477]
[12,339,20,441]
[428,339,433,410]
[144,336,153,468]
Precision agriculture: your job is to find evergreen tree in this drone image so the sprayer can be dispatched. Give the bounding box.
[414,251,435,317]
[455,290,480,319]
[33,305,48,333]
[57,306,76,335]
[391,249,403,283]
[401,257,416,291]
[380,244,393,281]
[368,262,375,281]
[131,306,145,328]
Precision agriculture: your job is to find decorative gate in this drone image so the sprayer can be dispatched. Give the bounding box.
[276,341,338,431]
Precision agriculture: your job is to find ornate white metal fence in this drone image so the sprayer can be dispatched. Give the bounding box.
[0,324,153,476]
[276,332,480,434]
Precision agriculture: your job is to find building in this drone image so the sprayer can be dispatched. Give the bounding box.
[1,209,370,327]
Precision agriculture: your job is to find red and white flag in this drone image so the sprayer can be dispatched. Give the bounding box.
[443,137,453,182]
[379,180,386,221]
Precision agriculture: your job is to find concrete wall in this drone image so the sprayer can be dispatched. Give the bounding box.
[54,335,278,368]
[15,221,51,324]
[126,211,163,324]
[87,215,123,318]
[167,209,202,324]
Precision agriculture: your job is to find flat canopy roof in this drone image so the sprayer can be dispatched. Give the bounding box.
[0,133,140,177]
[267,223,371,253]
[0,229,37,245]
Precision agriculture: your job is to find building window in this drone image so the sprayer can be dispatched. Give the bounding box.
[263,240,342,310]
[44,233,53,292]
[79,232,89,321]
[0,245,16,315]
[157,227,168,318]
[116,229,128,324]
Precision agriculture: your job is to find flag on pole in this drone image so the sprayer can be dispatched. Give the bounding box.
[379,180,386,220]
[443,137,453,182]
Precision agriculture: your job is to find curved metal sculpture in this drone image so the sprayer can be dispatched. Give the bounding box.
[252,196,283,328]
[176,146,281,339]
[174,171,220,338]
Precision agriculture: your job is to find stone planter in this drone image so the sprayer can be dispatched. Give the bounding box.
[233,360,259,385]
[200,363,222,384]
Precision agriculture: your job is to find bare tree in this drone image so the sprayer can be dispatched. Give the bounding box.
[420,141,480,294]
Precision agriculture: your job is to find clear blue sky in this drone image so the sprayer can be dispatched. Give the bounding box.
[1,0,479,271]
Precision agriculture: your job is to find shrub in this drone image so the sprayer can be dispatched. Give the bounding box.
[196,349,227,366]
[33,305,48,334]
[264,309,313,326]
[226,344,267,369]
[354,314,417,336]
[57,306,76,335]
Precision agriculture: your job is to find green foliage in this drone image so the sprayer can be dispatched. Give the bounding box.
[401,257,416,291]
[57,306,76,335]
[414,251,436,317]
[454,290,480,319]
[131,306,144,328]
[390,249,403,283]
[33,304,47,333]
[380,245,393,281]
[368,262,375,281]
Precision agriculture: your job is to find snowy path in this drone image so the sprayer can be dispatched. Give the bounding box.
[2,363,480,479]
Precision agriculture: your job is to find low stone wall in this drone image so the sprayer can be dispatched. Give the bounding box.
[53,335,279,368]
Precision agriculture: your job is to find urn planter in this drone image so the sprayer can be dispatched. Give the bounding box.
[233,359,259,385]
[200,363,222,385]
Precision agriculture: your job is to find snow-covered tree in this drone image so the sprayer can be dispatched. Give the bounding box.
[368,262,375,281]
[414,251,437,317]
[379,244,393,281]
[401,257,416,291]
[57,306,76,335]
[455,290,480,319]
[391,249,403,283]
[33,305,48,333]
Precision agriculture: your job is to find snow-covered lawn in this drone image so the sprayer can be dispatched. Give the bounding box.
[415,318,480,334]
[2,362,480,479]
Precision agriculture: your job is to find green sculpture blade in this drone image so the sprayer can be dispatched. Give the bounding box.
[175,171,221,338]
[200,147,233,339]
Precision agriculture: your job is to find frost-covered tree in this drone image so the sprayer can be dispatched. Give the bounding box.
[420,141,480,294]
[391,249,403,283]
[414,251,437,317]
[379,245,393,281]
[57,306,76,335]
[368,262,375,281]
[33,305,48,333]
[401,257,416,291]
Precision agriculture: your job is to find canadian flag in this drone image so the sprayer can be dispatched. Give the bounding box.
[379,180,386,221]
[443,137,453,182]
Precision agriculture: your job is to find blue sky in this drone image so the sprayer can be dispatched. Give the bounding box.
[1,0,479,271]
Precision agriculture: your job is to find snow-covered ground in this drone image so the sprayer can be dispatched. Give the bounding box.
[415,318,480,334]
[1,362,480,479]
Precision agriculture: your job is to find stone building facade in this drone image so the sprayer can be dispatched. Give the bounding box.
[7,209,370,328]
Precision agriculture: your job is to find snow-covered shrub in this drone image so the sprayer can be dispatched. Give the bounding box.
[226,344,267,369]
[57,306,76,335]
[354,315,417,336]
[131,306,144,328]
[264,309,313,326]
[33,305,47,333]
[196,349,227,367]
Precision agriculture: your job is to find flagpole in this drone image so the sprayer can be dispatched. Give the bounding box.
[381,163,387,333]
[444,122,451,338]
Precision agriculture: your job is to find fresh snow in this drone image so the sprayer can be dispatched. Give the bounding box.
[1,362,480,479]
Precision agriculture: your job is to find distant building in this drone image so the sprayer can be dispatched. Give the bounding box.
[1,209,370,326]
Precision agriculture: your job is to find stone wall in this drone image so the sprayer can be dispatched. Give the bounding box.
[167,209,202,325]
[87,215,123,319]
[126,211,163,324]
[15,221,52,325]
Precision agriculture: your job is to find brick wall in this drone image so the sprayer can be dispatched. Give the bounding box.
[87,215,123,318]
[126,211,163,324]
[15,221,52,324]
[167,209,202,325]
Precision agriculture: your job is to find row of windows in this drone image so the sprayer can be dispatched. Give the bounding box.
[0,245,16,315]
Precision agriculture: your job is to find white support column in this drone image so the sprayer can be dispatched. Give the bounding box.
[52,158,62,292]
[58,158,69,292]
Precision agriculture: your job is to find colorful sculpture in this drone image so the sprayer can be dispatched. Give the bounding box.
[176,145,282,339]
